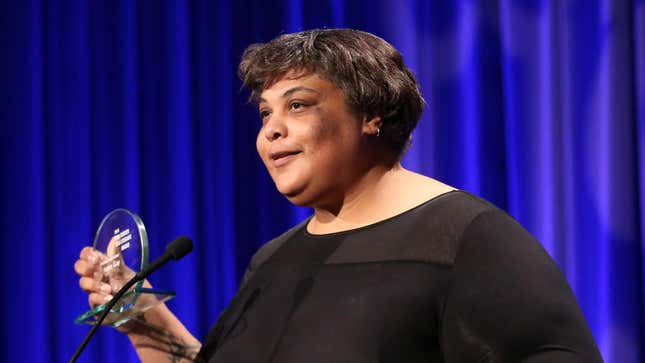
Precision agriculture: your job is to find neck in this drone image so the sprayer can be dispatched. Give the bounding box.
[309,163,405,230]
[306,163,456,234]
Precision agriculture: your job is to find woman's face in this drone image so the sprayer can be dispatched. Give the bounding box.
[256,73,368,207]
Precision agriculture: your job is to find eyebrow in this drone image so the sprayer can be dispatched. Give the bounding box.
[259,86,320,103]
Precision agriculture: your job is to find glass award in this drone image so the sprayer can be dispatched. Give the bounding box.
[74,209,176,327]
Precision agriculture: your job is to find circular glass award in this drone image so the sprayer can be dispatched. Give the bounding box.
[74,209,175,327]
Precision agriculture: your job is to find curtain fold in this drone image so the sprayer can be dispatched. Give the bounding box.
[1,0,643,361]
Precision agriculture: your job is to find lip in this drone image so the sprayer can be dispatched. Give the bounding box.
[270,151,302,167]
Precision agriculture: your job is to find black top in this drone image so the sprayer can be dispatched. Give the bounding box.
[197,191,602,362]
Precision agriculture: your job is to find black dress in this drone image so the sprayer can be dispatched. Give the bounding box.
[196,191,603,362]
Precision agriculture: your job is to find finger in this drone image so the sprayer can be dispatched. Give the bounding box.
[79,246,96,261]
[88,292,113,307]
[80,246,107,264]
[74,259,96,276]
[93,269,104,281]
[107,236,120,257]
[79,277,112,294]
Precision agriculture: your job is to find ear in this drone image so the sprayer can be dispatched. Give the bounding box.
[362,116,382,136]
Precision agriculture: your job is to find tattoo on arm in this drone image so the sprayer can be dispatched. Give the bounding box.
[124,317,202,362]
[167,335,197,363]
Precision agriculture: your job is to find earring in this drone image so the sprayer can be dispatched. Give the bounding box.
[376,127,380,137]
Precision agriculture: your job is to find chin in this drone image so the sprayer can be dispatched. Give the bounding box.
[274,179,303,198]
[280,181,336,209]
[283,192,314,207]
[275,182,315,206]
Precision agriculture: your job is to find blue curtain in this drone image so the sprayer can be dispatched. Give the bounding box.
[1,0,643,362]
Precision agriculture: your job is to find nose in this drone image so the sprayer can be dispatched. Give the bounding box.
[263,114,287,141]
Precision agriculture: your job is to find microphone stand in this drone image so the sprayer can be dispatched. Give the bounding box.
[69,272,144,363]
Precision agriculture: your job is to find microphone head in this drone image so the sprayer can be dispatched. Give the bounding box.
[166,236,193,260]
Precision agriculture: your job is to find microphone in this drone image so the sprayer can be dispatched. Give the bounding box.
[136,236,193,280]
[69,236,194,363]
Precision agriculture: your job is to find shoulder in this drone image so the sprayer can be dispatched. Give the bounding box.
[396,190,500,265]
[446,192,554,268]
[250,220,307,267]
[240,218,310,286]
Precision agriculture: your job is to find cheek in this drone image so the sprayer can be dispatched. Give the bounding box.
[309,117,358,157]
[306,111,337,146]
[309,126,330,148]
[255,132,261,153]
[256,132,269,163]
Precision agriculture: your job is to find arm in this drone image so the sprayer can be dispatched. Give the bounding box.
[440,210,603,363]
[122,302,202,362]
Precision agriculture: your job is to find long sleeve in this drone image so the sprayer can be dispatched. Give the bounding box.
[440,209,603,362]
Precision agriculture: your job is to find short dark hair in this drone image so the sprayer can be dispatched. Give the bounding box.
[238,28,425,157]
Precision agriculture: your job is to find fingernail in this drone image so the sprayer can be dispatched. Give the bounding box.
[104,295,113,302]
[100,284,112,294]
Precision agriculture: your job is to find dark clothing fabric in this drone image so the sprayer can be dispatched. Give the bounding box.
[197,191,602,362]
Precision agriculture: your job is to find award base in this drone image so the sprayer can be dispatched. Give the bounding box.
[74,287,176,327]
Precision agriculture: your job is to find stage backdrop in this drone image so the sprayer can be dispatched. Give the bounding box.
[1,0,643,362]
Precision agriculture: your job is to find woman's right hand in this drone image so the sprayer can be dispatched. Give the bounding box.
[74,246,114,308]
[74,246,152,334]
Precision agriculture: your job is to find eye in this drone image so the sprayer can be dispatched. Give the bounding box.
[259,109,271,120]
[289,101,306,111]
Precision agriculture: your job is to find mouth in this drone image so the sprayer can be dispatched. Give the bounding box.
[270,151,302,167]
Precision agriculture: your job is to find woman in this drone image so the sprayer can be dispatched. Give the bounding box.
[75,29,603,362]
